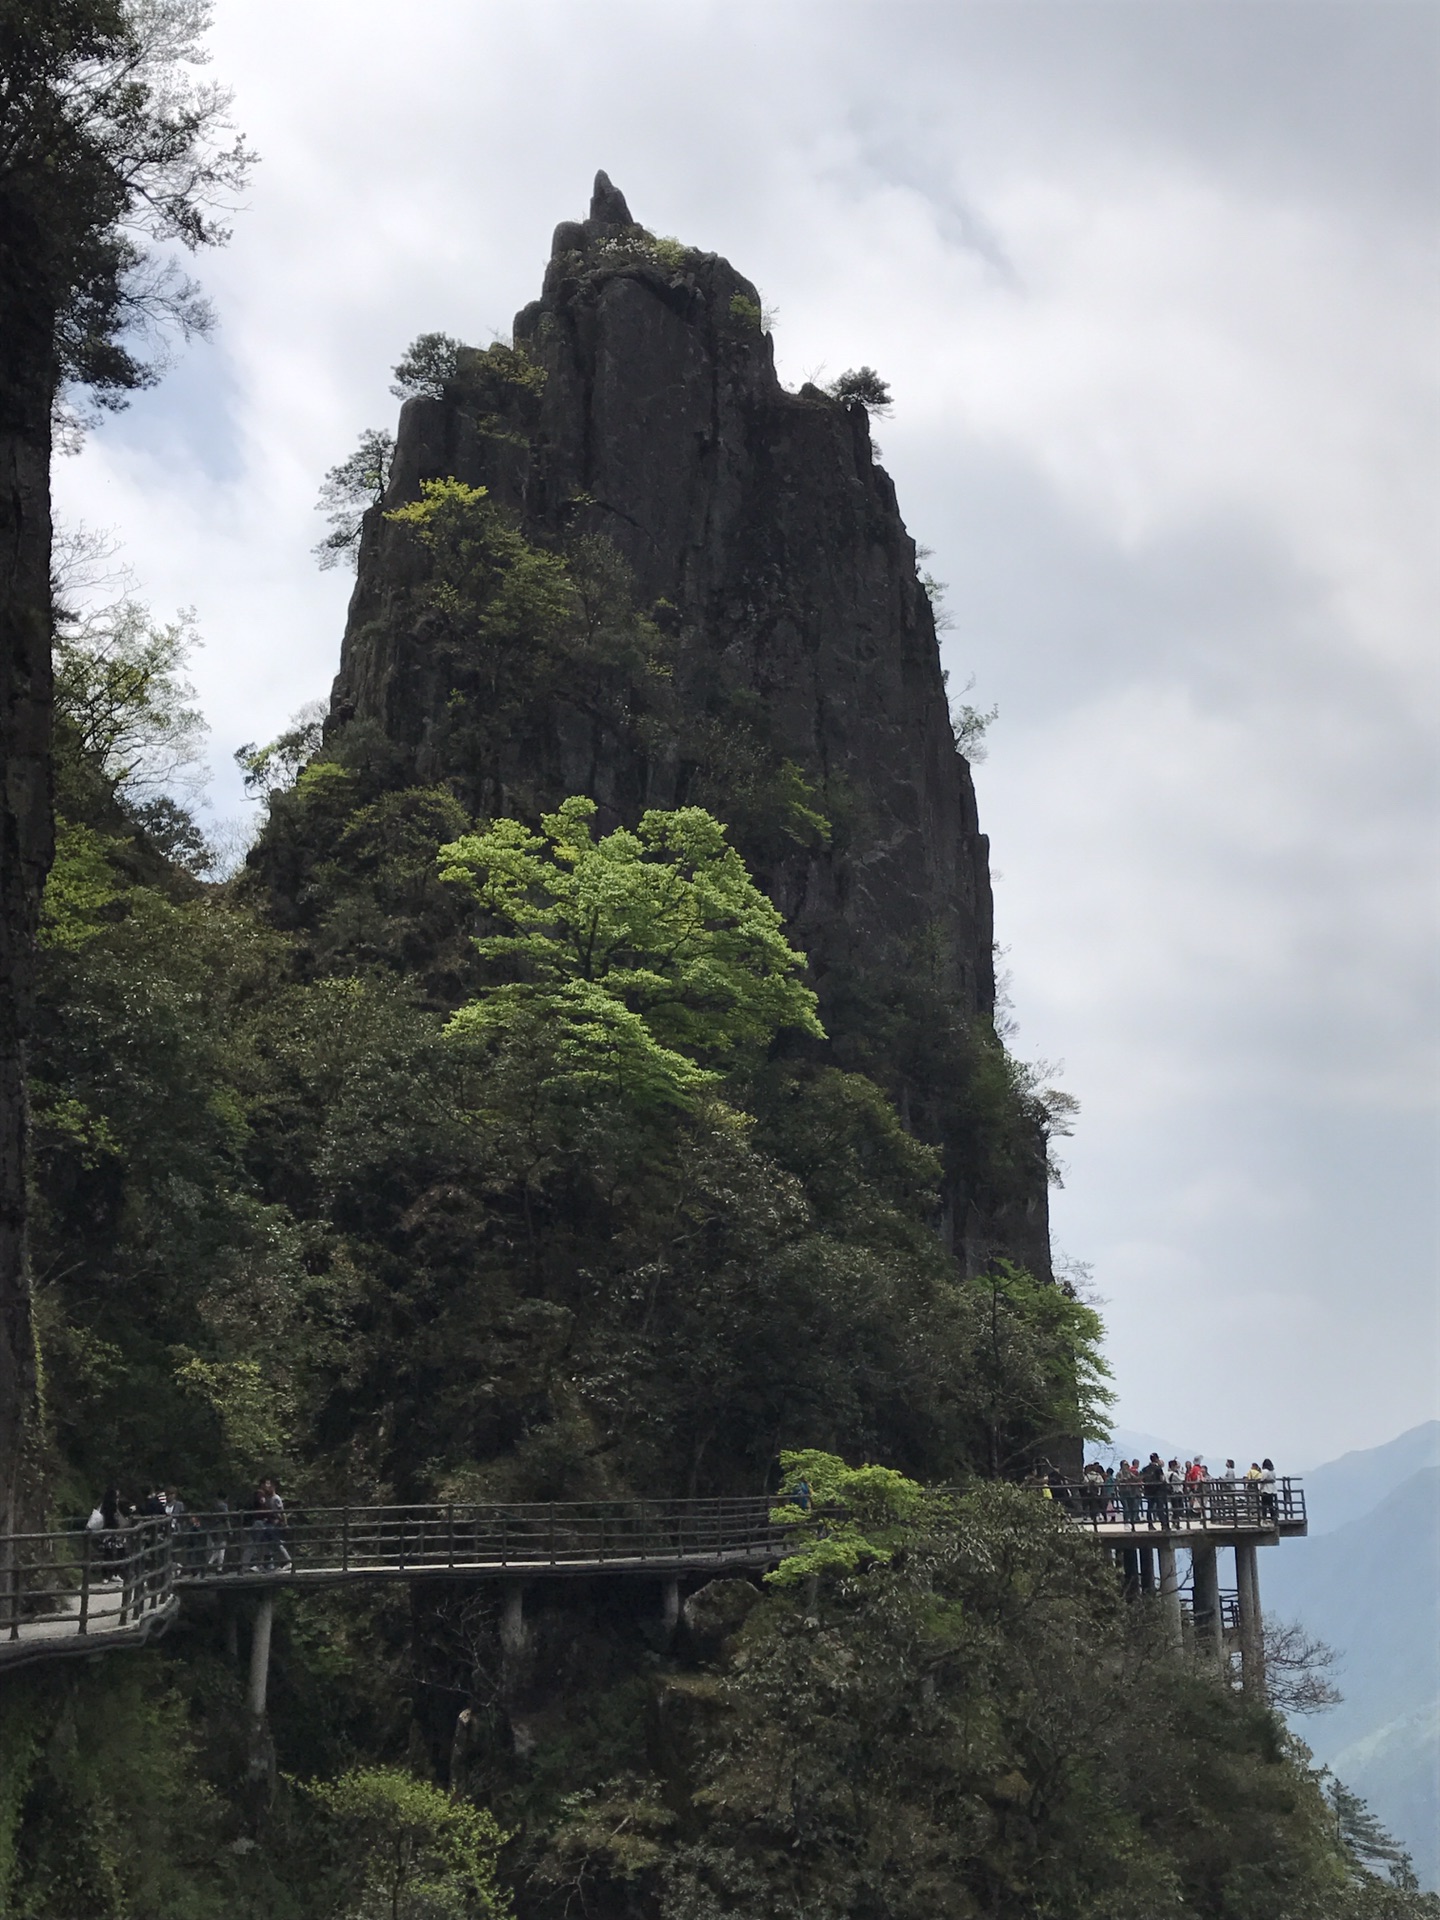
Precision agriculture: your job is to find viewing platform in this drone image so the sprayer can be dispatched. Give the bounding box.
[1050,1475,1306,1544]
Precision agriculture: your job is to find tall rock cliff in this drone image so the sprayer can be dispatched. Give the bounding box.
[324,174,1052,1280]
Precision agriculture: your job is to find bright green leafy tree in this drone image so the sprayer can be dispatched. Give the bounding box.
[387,479,574,685]
[767,1447,925,1587]
[439,796,823,1109]
[306,1766,510,1919]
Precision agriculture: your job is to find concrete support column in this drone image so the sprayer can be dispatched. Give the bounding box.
[245,1590,277,1802]
[1138,1546,1156,1596]
[661,1576,680,1643]
[1190,1544,1224,1667]
[1235,1542,1265,1695]
[1121,1547,1141,1597]
[246,1590,274,1721]
[1157,1543,1183,1650]
[500,1581,527,1658]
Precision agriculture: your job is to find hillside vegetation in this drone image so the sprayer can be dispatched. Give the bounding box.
[2,520,1433,1919]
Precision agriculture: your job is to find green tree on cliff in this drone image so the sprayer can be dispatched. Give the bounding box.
[440,795,823,1111]
[313,426,395,569]
[0,0,251,1533]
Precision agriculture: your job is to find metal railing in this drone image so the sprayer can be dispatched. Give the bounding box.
[0,1478,1305,1671]
[1050,1477,1304,1533]
[0,1518,177,1664]
[175,1495,797,1586]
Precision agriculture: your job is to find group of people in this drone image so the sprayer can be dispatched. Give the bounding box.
[1072,1455,1280,1528]
[84,1479,292,1573]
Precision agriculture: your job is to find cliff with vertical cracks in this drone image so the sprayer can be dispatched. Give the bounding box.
[323,172,1052,1280]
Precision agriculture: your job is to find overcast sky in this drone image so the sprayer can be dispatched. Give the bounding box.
[54,1,1439,1468]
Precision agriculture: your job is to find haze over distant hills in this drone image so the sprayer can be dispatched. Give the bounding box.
[1297,1422,1440,1534]
[1107,1421,1439,1886]
[1104,1427,1266,1472]
[1261,1426,1439,1889]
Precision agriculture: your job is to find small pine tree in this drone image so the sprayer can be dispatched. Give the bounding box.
[390,329,469,401]
[1330,1777,1421,1887]
[312,427,395,570]
[828,366,893,415]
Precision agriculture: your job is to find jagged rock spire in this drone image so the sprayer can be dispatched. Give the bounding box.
[589,170,633,228]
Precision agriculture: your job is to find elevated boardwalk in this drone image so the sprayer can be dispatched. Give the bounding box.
[1,1481,1305,1672]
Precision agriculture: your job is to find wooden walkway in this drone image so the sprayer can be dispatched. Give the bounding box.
[0,1482,1306,1669]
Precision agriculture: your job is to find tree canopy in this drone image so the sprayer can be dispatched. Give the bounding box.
[440,796,823,1103]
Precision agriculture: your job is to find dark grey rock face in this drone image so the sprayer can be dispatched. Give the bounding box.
[329,176,1051,1277]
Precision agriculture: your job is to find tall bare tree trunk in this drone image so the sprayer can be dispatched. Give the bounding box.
[0,200,55,1536]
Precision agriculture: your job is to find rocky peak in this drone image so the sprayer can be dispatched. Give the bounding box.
[328,181,1053,1279]
[588,168,633,228]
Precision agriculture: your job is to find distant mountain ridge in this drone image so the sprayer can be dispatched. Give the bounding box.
[1263,1434,1440,1889]
[1297,1421,1439,1534]
[1104,1426,1275,1474]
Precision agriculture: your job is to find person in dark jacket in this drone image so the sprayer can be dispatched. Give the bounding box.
[1141,1453,1168,1528]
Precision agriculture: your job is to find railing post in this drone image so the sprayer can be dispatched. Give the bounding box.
[78,1530,92,1636]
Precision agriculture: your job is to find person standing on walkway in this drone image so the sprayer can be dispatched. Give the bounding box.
[1142,1453,1168,1528]
[1217,1460,1239,1524]
[89,1487,129,1568]
[1166,1459,1185,1527]
[1118,1459,1142,1527]
[1190,1459,1213,1520]
[1082,1460,1106,1524]
[240,1483,268,1571]
[204,1497,230,1572]
[1259,1458,1277,1524]
[259,1478,292,1570]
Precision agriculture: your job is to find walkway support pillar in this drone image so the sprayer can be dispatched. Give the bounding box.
[1157,1543,1183,1650]
[247,1590,274,1721]
[500,1581,527,1658]
[244,1589,278,1809]
[1138,1546,1155,1596]
[1190,1544,1224,1668]
[661,1576,680,1644]
[1235,1542,1265,1695]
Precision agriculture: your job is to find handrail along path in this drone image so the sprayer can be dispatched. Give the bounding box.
[0,1480,1306,1669]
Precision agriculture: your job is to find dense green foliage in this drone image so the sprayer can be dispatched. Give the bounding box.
[645,1483,1433,1920]
[11,460,1431,1918]
[440,795,824,1108]
[304,1768,510,1918]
